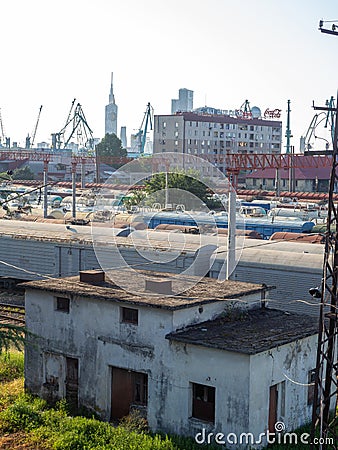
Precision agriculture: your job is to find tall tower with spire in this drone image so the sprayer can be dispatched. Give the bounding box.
[105,72,118,136]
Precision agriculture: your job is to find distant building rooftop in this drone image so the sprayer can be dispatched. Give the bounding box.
[22,270,270,311]
[166,308,318,354]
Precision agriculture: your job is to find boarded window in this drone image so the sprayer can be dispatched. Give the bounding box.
[56,297,70,313]
[308,369,316,405]
[121,307,138,325]
[192,382,215,423]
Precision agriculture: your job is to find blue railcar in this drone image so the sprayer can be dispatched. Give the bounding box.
[142,211,314,240]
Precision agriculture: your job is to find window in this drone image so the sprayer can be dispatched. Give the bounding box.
[121,307,138,325]
[162,122,166,128]
[192,383,215,423]
[175,122,179,128]
[308,369,316,405]
[134,372,148,405]
[55,297,70,313]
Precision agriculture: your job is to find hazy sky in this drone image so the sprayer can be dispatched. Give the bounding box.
[1,0,338,151]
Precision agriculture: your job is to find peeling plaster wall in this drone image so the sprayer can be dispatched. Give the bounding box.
[248,335,318,444]
[25,287,259,430]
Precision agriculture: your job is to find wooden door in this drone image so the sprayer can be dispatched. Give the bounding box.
[66,357,79,409]
[268,384,278,433]
[111,367,133,420]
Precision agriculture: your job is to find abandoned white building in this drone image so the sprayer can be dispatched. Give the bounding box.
[24,270,319,448]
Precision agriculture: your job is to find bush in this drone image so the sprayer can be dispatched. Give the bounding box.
[0,394,46,432]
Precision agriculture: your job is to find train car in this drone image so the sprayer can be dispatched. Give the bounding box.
[0,219,323,317]
[269,232,324,244]
[141,211,315,239]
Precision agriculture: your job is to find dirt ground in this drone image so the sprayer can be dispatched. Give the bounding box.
[0,432,46,449]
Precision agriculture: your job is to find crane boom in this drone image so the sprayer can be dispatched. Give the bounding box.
[31,105,43,147]
[0,108,6,144]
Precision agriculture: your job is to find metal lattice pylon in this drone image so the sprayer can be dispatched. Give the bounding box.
[311,97,338,450]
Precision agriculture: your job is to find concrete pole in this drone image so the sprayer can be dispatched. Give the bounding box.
[81,159,86,189]
[226,182,236,280]
[72,162,77,219]
[95,148,100,184]
[165,171,169,208]
[275,168,280,197]
[43,161,48,218]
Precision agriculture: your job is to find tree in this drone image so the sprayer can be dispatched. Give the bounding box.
[96,133,127,158]
[144,171,222,210]
[12,166,35,180]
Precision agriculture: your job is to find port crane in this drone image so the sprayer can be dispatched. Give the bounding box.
[133,102,153,154]
[300,96,335,152]
[51,99,94,152]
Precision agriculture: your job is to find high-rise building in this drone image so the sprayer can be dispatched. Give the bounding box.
[171,88,194,114]
[105,72,118,136]
[120,126,127,148]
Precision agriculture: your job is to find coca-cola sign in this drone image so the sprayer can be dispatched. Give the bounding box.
[264,108,282,119]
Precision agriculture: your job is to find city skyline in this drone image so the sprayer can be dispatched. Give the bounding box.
[0,0,337,151]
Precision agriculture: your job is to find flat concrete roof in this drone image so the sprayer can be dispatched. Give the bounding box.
[22,270,269,310]
[166,308,318,353]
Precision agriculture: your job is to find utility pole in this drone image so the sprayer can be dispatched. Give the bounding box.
[285,100,292,154]
[310,21,338,449]
[226,173,236,280]
[288,146,295,193]
[310,98,338,449]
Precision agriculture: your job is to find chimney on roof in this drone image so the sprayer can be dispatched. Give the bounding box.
[145,278,173,295]
[79,270,105,284]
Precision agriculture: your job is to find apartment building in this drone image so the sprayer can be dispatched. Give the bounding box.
[153,111,282,173]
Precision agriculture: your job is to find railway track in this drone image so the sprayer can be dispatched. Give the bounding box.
[0,302,25,325]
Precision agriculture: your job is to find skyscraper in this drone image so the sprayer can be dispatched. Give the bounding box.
[120,126,127,148]
[171,88,194,114]
[105,72,118,135]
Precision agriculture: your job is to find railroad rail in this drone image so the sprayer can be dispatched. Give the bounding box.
[0,302,25,325]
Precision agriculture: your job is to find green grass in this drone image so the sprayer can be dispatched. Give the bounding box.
[1,351,335,450]
[0,350,24,383]
[0,395,222,450]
